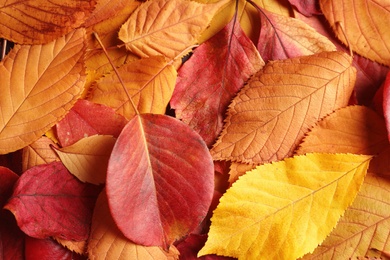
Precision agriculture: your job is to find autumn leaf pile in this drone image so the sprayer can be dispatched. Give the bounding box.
[0,0,389,259]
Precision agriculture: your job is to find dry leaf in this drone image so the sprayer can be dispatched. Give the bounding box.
[83,0,131,27]
[199,153,372,259]
[0,0,95,44]
[211,51,356,164]
[228,162,256,184]
[22,137,59,172]
[0,28,86,154]
[320,0,390,66]
[118,0,225,59]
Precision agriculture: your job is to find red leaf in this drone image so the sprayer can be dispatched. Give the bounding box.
[0,211,25,260]
[106,114,214,248]
[383,73,390,142]
[56,99,127,147]
[25,236,87,260]
[0,167,19,207]
[288,0,321,16]
[170,18,264,146]
[4,162,101,241]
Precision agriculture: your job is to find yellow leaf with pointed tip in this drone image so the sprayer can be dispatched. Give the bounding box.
[199,153,372,260]
[88,190,180,260]
[296,105,390,177]
[53,135,116,185]
[118,0,226,59]
[0,28,86,155]
[88,56,177,120]
[320,0,390,66]
[211,51,356,164]
[301,174,390,259]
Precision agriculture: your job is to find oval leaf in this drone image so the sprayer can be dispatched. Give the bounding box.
[4,161,100,241]
[0,0,95,44]
[211,51,356,164]
[0,28,86,154]
[106,114,214,248]
[118,0,224,58]
[199,153,372,259]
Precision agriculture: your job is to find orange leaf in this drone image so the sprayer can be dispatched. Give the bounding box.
[118,0,225,59]
[320,0,390,66]
[0,28,86,154]
[211,51,356,164]
[22,137,59,172]
[0,0,95,44]
[83,0,131,27]
[296,105,390,177]
[88,56,176,120]
[88,191,180,260]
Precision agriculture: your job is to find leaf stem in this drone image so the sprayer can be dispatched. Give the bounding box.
[93,32,139,116]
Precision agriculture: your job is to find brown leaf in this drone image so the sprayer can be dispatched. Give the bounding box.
[0,0,95,44]
[0,28,86,154]
[211,51,356,164]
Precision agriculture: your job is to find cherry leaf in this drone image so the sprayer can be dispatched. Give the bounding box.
[288,0,321,16]
[0,166,19,206]
[383,73,390,142]
[4,162,101,241]
[106,114,214,248]
[170,18,264,146]
[22,136,59,172]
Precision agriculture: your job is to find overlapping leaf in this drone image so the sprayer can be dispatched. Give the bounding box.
[211,51,356,164]
[88,191,180,260]
[118,0,225,59]
[320,0,390,66]
[89,56,176,120]
[83,0,130,27]
[0,0,95,44]
[106,114,214,248]
[54,135,116,185]
[301,174,390,259]
[0,28,86,154]
[22,137,59,172]
[288,0,321,16]
[383,73,390,141]
[170,18,264,146]
[199,153,372,259]
[4,161,100,241]
[296,105,390,177]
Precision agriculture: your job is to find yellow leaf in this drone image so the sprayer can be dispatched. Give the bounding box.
[301,174,390,259]
[88,56,177,120]
[22,136,59,172]
[0,28,86,154]
[320,0,390,66]
[118,0,225,59]
[199,153,372,260]
[88,190,180,260]
[211,51,356,164]
[296,105,390,177]
[53,135,116,185]
[0,0,95,44]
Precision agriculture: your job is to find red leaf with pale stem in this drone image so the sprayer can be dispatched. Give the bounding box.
[4,162,101,241]
[106,114,214,248]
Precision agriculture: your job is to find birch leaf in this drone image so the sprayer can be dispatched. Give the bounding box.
[199,153,372,260]
[118,0,225,59]
[0,28,86,154]
[211,51,356,164]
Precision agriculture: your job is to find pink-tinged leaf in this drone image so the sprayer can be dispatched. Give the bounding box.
[170,19,264,146]
[0,211,25,260]
[288,0,321,16]
[383,73,390,142]
[0,167,19,206]
[56,99,127,147]
[106,114,214,248]
[25,236,87,260]
[4,162,101,241]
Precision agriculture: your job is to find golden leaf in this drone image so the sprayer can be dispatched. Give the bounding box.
[320,0,390,66]
[53,135,116,185]
[296,105,390,177]
[199,153,372,260]
[0,28,86,154]
[211,51,356,164]
[301,174,390,259]
[88,56,177,120]
[118,0,225,58]
[88,191,180,260]
[0,0,95,44]
[22,136,59,172]
[83,0,131,27]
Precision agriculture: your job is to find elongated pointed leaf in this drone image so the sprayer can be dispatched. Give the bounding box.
[170,18,264,146]
[106,114,214,248]
[199,153,372,259]
[211,51,356,164]
[0,28,86,154]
